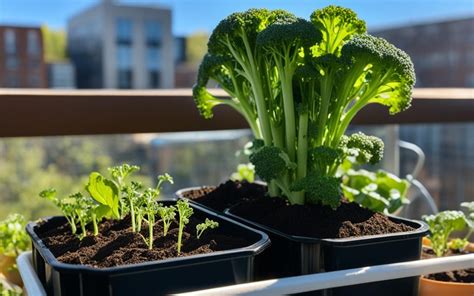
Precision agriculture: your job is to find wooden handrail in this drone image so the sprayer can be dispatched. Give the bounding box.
[0,88,472,137]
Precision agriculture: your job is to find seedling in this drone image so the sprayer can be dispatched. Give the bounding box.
[157,205,176,237]
[193,6,414,208]
[138,174,174,249]
[176,200,193,254]
[230,163,255,183]
[0,214,30,257]
[196,218,219,239]
[423,210,467,257]
[40,189,78,234]
[109,164,140,218]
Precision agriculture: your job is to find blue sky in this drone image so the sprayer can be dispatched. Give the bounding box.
[0,0,473,35]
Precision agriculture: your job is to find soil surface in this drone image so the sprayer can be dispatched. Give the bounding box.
[181,180,266,212]
[422,247,474,283]
[34,214,251,268]
[188,180,414,238]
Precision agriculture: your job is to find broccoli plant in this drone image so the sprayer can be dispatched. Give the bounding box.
[176,200,193,254]
[0,214,30,257]
[193,5,414,208]
[423,211,467,257]
[196,218,219,239]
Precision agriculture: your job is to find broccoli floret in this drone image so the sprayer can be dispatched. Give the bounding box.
[249,146,288,182]
[346,132,384,165]
[291,174,341,208]
[310,5,366,54]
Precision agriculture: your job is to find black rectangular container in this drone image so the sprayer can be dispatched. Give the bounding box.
[26,200,270,296]
[225,208,429,296]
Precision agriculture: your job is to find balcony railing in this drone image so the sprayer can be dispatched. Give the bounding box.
[0,88,472,137]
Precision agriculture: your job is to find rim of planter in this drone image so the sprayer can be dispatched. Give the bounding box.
[176,185,429,246]
[224,206,429,246]
[26,199,271,275]
[420,276,474,286]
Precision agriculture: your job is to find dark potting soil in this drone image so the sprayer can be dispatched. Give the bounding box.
[181,180,266,212]
[422,247,474,283]
[34,215,251,268]
[190,180,414,239]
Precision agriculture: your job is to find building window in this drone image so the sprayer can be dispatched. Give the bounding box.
[117,70,132,89]
[6,75,20,88]
[4,29,16,54]
[146,47,161,88]
[28,75,41,88]
[116,18,132,44]
[144,20,161,46]
[116,44,133,88]
[148,71,160,88]
[146,47,161,70]
[5,56,18,69]
[27,30,40,56]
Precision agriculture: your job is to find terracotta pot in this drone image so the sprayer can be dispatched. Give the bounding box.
[419,276,474,296]
[0,254,22,287]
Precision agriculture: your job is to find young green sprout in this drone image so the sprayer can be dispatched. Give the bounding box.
[176,200,193,254]
[196,218,219,239]
[139,174,174,250]
[39,189,78,234]
[108,164,140,218]
[422,210,467,257]
[157,205,176,237]
[230,163,255,183]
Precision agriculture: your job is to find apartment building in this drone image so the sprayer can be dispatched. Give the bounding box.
[67,0,174,89]
[0,26,47,88]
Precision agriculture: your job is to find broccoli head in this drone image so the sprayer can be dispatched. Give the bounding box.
[310,5,366,54]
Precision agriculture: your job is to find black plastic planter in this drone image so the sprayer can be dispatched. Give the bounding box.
[26,200,270,296]
[225,208,429,296]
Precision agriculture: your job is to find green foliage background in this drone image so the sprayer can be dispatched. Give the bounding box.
[0,136,151,220]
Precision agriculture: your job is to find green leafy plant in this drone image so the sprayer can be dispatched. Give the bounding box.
[342,169,410,214]
[423,210,467,257]
[230,163,255,183]
[176,200,193,254]
[196,218,219,239]
[0,214,30,257]
[86,172,120,219]
[193,5,414,207]
[0,281,22,296]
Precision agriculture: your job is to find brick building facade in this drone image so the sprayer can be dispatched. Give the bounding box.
[0,26,47,88]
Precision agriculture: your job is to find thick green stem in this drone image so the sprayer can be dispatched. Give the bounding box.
[280,70,297,162]
[92,214,98,236]
[316,74,333,146]
[130,198,136,232]
[177,219,184,254]
[296,112,309,180]
[70,216,77,234]
[148,213,154,250]
[136,213,142,232]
